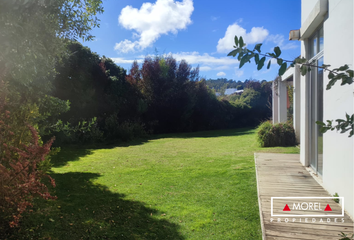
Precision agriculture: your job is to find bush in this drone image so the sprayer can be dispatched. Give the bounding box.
[257,121,296,147]
[53,117,104,145]
[105,114,147,141]
[0,81,56,233]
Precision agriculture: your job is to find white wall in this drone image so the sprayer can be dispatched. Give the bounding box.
[300,0,354,218]
[321,0,353,219]
[293,65,301,143]
[302,0,320,25]
[299,39,309,167]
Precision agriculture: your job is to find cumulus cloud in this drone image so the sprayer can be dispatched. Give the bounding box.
[115,0,194,53]
[216,71,226,77]
[217,23,269,53]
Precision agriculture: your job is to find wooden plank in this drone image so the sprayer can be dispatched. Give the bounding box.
[254,153,354,240]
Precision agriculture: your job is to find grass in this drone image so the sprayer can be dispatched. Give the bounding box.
[13,128,299,239]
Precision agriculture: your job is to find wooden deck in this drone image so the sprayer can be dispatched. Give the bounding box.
[255,153,354,240]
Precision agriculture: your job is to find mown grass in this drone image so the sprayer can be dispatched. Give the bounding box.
[12,128,299,239]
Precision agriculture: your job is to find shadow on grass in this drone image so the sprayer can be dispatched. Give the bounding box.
[14,172,184,240]
[51,127,254,168]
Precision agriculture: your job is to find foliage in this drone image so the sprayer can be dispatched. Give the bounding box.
[228,35,354,137]
[0,0,104,92]
[53,117,104,145]
[104,114,147,142]
[0,0,104,147]
[257,121,296,147]
[51,42,145,143]
[333,193,340,203]
[287,85,294,123]
[339,232,354,240]
[0,81,56,233]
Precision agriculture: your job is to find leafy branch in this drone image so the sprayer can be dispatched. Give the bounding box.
[228,36,354,137]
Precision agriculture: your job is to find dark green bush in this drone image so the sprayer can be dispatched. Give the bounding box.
[257,121,296,147]
[105,114,147,141]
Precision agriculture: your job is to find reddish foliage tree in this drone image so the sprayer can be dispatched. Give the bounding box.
[0,81,56,230]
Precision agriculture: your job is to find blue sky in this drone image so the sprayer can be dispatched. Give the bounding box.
[82,0,301,81]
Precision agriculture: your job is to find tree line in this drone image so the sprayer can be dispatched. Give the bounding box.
[47,42,273,144]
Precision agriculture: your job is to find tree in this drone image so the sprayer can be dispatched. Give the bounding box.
[0,0,105,143]
[227,36,354,137]
[0,0,104,92]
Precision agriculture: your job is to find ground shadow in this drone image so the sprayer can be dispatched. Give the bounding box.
[51,127,254,168]
[15,172,184,240]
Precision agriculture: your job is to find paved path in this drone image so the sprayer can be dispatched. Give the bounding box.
[254,153,353,240]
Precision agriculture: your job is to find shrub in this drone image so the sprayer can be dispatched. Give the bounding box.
[257,121,296,147]
[0,81,56,233]
[105,114,147,141]
[54,117,104,145]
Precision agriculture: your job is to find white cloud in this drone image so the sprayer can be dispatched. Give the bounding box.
[267,34,298,50]
[111,57,144,64]
[216,71,226,76]
[217,23,269,53]
[170,51,239,65]
[200,66,212,71]
[235,69,244,77]
[115,0,194,53]
[114,40,139,54]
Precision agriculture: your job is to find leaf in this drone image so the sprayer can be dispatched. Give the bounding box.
[274,46,281,57]
[300,65,307,76]
[257,57,266,70]
[267,60,271,69]
[239,54,252,68]
[254,54,259,64]
[338,64,349,71]
[277,58,283,65]
[239,36,244,47]
[278,62,287,76]
[234,36,239,47]
[227,49,238,57]
[254,43,262,53]
[346,69,354,78]
[316,121,325,126]
[328,72,335,79]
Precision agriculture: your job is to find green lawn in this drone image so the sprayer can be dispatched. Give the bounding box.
[17,128,299,239]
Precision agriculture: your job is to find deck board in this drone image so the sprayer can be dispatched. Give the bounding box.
[254,153,354,240]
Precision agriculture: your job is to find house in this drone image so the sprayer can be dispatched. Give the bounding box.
[272,0,353,218]
[224,88,244,95]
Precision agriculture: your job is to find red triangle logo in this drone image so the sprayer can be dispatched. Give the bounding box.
[324,204,332,211]
[283,204,291,211]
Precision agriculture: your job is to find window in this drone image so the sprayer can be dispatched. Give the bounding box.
[308,25,324,176]
[309,26,324,59]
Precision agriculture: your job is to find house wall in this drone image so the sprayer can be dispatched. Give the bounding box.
[322,0,353,219]
[300,0,354,218]
[293,65,301,143]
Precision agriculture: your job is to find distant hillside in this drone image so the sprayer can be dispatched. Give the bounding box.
[205,78,268,95]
